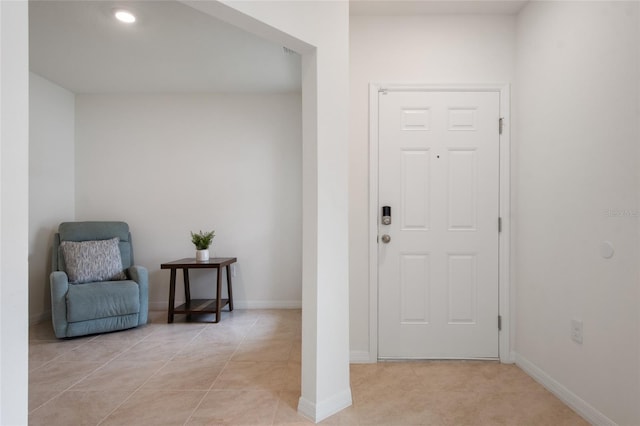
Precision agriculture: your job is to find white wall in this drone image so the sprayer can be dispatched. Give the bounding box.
[349,14,517,359]
[74,93,302,309]
[29,73,75,324]
[0,1,29,424]
[515,2,640,425]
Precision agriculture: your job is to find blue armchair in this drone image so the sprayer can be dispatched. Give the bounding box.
[50,221,149,338]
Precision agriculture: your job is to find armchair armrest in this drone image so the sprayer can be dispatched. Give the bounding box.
[128,265,148,325]
[50,271,70,338]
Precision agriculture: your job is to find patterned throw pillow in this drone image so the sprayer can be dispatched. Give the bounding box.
[60,238,128,284]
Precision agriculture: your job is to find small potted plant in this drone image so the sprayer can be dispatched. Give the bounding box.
[191,230,215,262]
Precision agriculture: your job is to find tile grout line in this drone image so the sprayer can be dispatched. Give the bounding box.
[29,334,91,373]
[28,334,138,416]
[96,320,210,426]
[271,318,302,426]
[28,340,78,414]
[206,313,257,391]
[182,313,258,426]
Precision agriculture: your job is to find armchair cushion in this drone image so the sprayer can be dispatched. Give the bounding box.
[66,280,140,322]
[60,237,127,284]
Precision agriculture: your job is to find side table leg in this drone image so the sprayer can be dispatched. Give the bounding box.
[226,264,234,311]
[183,268,191,301]
[183,268,192,321]
[215,266,223,323]
[168,268,176,323]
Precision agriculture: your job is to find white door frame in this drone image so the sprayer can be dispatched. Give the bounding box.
[368,82,512,363]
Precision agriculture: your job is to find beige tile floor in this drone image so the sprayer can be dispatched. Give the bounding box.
[29,309,588,426]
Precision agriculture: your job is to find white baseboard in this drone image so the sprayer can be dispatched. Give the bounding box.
[515,352,617,426]
[148,300,301,311]
[149,302,168,311]
[233,300,302,309]
[29,310,51,325]
[350,350,374,363]
[298,388,353,423]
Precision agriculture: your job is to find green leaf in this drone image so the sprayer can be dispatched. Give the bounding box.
[190,230,215,250]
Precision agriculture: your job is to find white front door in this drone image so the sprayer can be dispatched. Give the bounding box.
[378,90,500,359]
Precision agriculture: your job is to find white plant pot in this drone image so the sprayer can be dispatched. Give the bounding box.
[196,249,209,262]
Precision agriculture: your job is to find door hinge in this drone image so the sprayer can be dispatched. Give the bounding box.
[498,315,502,331]
[498,217,502,233]
[499,117,504,135]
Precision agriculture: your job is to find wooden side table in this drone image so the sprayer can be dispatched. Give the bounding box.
[160,257,237,323]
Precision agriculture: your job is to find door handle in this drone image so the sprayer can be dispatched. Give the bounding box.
[381,234,391,244]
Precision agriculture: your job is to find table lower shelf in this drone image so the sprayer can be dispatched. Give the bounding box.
[173,298,229,315]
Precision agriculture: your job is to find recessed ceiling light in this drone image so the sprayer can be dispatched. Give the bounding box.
[114,9,136,24]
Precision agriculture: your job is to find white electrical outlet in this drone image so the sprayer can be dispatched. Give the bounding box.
[571,319,583,344]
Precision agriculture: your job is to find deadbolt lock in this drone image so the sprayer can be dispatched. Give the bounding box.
[382,206,391,225]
